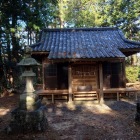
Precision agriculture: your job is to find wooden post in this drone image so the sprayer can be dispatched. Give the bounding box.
[135,92,138,101]
[99,63,104,103]
[52,94,54,103]
[42,62,45,90]
[117,92,119,101]
[122,59,126,87]
[68,65,72,102]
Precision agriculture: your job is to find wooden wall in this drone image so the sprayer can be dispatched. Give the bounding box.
[44,62,68,90]
[71,64,98,91]
[103,61,125,88]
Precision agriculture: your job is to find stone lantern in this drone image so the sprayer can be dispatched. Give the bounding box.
[6,46,47,134]
[18,46,40,111]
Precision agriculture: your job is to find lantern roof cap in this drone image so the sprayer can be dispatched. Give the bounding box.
[18,58,40,66]
[18,46,40,66]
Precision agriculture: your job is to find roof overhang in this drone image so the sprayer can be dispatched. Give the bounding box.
[46,57,125,63]
[120,48,140,57]
[32,51,49,55]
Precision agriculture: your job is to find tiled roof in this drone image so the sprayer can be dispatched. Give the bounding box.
[31,27,140,59]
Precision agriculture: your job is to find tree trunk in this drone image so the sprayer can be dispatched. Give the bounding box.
[11,12,19,62]
[7,34,11,62]
[131,54,137,66]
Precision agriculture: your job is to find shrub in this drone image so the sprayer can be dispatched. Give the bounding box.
[126,66,140,82]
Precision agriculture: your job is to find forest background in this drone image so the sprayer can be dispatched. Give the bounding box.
[0,0,140,91]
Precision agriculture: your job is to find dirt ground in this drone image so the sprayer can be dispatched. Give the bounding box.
[1,93,140,140]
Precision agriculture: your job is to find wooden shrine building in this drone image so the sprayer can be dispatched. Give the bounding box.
[31,27,140,102]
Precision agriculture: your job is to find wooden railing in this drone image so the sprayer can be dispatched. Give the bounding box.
[103,88,140,101]
[35,88,140,103]
[35,89,69,103]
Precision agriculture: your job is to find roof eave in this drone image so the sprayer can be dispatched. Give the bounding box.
[32,51,49,55]
[47,57,125,63]
[120,48,140,57]
[118,30,140,45]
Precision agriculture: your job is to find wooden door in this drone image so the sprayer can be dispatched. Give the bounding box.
[71,64,98,91]
[57,63,68,89]
[44,63,68,90]
[103,62,125,88]
[44,63,57,89]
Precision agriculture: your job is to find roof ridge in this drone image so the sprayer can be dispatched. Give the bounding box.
[42,27,118,32]
[118,29,140,45]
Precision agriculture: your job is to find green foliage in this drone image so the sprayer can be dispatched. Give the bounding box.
[64,0,97,27]
[53,0,140,41]
[10,28,16,33]
[126,66,140,83]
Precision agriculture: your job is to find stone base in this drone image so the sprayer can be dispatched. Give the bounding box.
[19,93,39,111]
[6,106,48,134]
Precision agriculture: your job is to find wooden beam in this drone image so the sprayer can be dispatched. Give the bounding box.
[120,48,140,52]
[99,63,104,103]
[46,58,124,63]
[68,65,72,102]
[32,52,49,55]
[71,61,97,65]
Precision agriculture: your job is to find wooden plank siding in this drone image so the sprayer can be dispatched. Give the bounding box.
[71,64,98,92]
[37,59,133,103]
[71,64,99,101]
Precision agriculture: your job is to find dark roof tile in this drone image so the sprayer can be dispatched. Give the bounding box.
[31,27,140,59]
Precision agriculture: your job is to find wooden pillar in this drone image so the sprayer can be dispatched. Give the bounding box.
[122,59,126,87]
[68,65,72,102]
[117,92,119,101]
[42,61,45,90]
[99,63,104,103]
[135,92,138,101]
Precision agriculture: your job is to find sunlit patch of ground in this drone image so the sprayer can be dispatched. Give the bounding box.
[0,93,140,139]
[46,99,140,139]
[0,109,10,116]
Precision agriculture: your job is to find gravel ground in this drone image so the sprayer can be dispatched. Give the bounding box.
[1,94,140,140]
[45,99,140,140]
